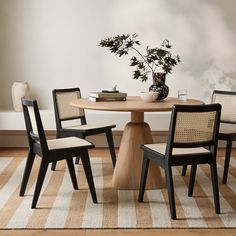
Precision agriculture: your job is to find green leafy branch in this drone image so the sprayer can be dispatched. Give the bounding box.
[99,34,181,82]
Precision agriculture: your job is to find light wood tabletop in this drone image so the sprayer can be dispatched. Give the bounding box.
[71,96,203,112]
[71,96,204,190]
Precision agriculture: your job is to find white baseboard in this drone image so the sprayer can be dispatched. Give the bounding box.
[0,109,171,147]
[0,110,171,131]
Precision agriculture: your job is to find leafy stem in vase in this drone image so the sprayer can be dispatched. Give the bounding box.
[99,34,181,82]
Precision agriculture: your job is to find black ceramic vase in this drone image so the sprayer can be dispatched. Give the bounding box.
[149,73,169,100]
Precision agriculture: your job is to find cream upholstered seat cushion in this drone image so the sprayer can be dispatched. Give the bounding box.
[144,143,210,155]
[220,128,236,134]
[63,124,115,130]
[47,137,92,150]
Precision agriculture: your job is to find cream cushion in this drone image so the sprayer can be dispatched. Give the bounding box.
[219,129,236,134]
[63,124,115,130]
[144,143,210,155]
[220,128,236,134]
[47,137,92,150]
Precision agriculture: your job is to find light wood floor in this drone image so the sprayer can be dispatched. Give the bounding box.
[0,147,236,236]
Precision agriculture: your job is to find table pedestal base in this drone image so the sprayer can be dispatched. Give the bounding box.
[112,121,164,190]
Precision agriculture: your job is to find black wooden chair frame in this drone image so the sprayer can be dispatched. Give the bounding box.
[51,88,116,170]
[182,90,236,184]
[20,98,97,208]
[138,104,222,220]
[213,90,236,184]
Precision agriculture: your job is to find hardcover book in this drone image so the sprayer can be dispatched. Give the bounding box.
[89,96,126,102]
[89,92,127,98]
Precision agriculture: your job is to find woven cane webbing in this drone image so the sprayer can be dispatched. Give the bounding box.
[56,91,85,120]
[28,106,38,135]
[174,111,216,143]
[212,93,236,122]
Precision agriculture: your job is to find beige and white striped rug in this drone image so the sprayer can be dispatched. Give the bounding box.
[0,156,236,229]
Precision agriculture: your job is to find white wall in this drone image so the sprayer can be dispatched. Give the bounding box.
[0,0,236,110]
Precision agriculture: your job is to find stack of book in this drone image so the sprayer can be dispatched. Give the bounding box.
[89,91,127,102]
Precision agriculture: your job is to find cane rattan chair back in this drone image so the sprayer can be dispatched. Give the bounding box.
[22,99,48,152]
[138,104,222,220]
[54,88,85,128]
[172,110,217,145]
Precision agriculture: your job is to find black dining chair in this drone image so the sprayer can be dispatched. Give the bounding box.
[138,104,221,220]
[51,88,116,171]
[212,90,236,183]
[20,98,97,208]
[182,90,236,184]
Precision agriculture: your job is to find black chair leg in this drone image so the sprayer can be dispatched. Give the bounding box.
[19,150,36,196]
[51,161,57,171]
[75,156,80,165]
[210,162,221,214]
[81,150,97,203]
[182,165,187,176]
[32,159,49,208]
[222,140,232,184]
[66,158,78,190]
[188,164,197,197]
[165,166,176,220]
[138,156,150,202]
[75,133,85,165]
[106,129,116,167]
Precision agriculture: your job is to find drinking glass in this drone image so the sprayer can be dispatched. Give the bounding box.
[178,90,187,102]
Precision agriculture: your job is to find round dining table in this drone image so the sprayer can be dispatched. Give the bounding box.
[71,96,204,190]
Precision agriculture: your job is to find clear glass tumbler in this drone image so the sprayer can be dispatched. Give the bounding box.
[178,90,188,102]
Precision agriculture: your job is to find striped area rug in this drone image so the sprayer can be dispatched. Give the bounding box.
[0,156,236,229]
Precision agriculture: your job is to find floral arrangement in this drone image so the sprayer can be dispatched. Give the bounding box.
[99,33,181,82]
